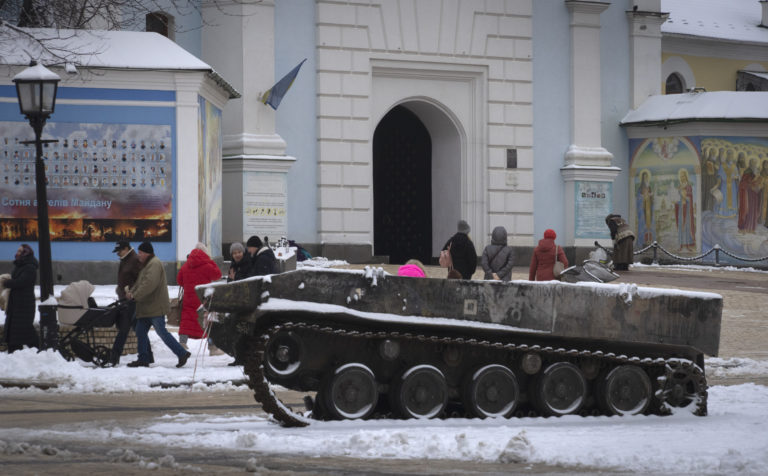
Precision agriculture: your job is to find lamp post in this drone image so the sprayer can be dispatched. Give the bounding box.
[13,61,60,348]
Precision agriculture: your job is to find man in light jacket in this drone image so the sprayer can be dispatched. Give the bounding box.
[126,241,190,368]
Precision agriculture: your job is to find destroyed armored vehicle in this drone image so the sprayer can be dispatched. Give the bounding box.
[198,268,722,427]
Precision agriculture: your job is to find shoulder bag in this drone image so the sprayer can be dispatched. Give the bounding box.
[439,242,453,269]
[167,287,183,326]
[552,243,565,279]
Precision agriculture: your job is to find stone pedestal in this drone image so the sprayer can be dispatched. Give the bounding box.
[222,155,296,248]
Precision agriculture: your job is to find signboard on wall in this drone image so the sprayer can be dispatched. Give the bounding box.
[243,172,287,239]
[0,121,172,241]
[574,181,612,239]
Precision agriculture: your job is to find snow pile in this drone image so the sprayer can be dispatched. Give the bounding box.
[297,257,350,268]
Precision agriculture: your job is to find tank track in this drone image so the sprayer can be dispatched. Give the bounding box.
[243,321,708,427]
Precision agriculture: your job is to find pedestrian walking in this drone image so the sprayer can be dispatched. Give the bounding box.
[2,244,39,352]
[177,243,222,352]
[110,240,152,365]
[441,220,478,280]
[126,241,190,368]
[481,226,514,280]
[529,229,568,281]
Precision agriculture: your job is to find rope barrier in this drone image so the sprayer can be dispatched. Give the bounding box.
[595,241,768,266]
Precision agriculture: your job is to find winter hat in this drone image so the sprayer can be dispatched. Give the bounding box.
[398,263,426,278]
[112,240,130,253]
[457,220,471,234]
[543,229,556,240]
[229,242,245,256]
[491,226,508,245]
[138,241,154,254]
[246,235,263,249]
[16,244,34,259]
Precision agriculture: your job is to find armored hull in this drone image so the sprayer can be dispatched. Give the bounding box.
[198,268,722,426]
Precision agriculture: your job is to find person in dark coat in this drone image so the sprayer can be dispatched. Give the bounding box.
[246,235,278,277]
[2,244,39,352]
[111,240,148,365]
[605,214,635,271]
[227,242,250,282]
[481,226,514,280]
[529,229,568,281]
[177,244,222,347]
[442,220,478,280]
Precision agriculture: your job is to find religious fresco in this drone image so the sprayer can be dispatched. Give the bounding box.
[0,121,172,242]
[197,96,222,257]
[629,136,768,263]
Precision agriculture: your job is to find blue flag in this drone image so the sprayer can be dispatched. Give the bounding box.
[260,58,306,110]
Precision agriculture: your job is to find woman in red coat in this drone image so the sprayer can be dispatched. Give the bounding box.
[176,245,222,348]
[529,229,568,281]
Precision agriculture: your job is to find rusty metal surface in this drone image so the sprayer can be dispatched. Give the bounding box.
[198,268,722,356]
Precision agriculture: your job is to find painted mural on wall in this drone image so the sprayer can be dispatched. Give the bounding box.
[197,96,222,257]
[0,122,173,242]
[629,136,768,262]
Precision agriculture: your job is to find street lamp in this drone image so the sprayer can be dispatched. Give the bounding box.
[13,60,60,348]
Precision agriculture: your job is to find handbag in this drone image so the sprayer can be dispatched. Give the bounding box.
[439,242,453,269]
[552,243,565,279]
[167,287,183,326]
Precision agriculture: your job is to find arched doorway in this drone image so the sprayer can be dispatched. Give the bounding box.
[373,106,432,264]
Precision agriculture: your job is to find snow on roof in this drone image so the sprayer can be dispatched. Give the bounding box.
[661,0,768,45]
[620,91,768,126]
[0,27,239,98]
[743,70,768,81]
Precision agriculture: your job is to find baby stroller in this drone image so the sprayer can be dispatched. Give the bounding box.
[57,281,128,367]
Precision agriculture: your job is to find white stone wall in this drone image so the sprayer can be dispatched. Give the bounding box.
[316,0,534,248]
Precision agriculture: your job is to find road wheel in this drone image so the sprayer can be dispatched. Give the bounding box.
[599,365,652,416]
[325,363,379,420]
[392,364,447,419]
[464,364,519,418]
[535,362,587,416]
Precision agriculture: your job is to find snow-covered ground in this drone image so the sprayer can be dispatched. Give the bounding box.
[1,266,767,473]
[0,342,767,474]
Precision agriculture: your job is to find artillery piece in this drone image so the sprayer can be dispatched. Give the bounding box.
[198,268,722,427]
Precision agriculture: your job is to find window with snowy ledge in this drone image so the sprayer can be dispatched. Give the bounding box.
[665,73,684,95]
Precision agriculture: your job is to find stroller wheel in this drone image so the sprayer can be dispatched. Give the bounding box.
[93,346,113,368]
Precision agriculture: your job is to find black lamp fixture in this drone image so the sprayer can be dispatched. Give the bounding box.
[13,60,60,303]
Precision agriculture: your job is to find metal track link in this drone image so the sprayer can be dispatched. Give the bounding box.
[243,321,707,427]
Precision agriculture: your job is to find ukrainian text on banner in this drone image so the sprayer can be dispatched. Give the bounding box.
[0,121,172,242]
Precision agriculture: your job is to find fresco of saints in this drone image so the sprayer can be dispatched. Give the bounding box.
[720,150,740,216]
[636,170,655,246]
[675,168,696,251]
[701,148,718,212]
[737,158,762,234]
[761,159,768,227]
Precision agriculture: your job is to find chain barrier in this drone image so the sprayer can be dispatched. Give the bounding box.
[594,241,768,267]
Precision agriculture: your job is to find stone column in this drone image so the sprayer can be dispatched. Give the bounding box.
[627,0,668,108]
[202,0,295,252]
[561,1,619,247]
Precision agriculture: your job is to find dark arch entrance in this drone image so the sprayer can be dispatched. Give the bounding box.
[373,105,432,265]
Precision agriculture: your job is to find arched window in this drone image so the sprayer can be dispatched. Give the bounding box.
[665,73,684,94]
[146,12,174,40]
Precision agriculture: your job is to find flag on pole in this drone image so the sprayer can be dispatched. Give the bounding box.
[260,58,307,110]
